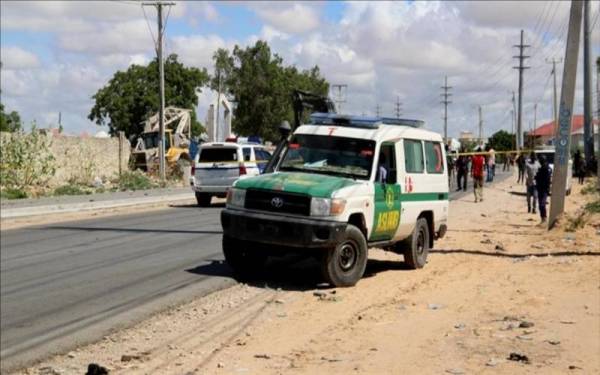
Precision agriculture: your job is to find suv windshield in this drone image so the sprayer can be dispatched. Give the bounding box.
[142,132,170,149]
[280,134,375,179]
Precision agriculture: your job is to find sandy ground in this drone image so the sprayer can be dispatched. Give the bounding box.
[14,173,600,375]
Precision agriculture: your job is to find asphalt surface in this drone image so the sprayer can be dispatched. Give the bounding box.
[0,172,511,372]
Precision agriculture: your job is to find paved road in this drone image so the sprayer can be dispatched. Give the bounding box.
[0,172,510,372]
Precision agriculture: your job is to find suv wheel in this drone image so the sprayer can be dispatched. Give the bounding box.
[321,224,368,287]
[222,236,267,280]
[403,217,430,269]
[195,192,211,207]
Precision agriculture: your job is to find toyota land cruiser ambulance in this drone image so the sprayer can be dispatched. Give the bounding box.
[221,113,449,287]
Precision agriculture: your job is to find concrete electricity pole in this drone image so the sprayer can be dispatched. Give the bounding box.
[583,0,594,165]
[548,0,583,229]
[331,84,347,113]
[546,58,563,138]
[478,105,483,146]
[441,76,452,142]
[375,104,381,117]
[143,1,175,181]
[395,96,403,118]
[532,103,537,148]
[513,30,530,151]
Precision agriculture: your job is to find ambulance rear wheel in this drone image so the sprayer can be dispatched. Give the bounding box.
[403,218,430,269]
[321,224,368,287]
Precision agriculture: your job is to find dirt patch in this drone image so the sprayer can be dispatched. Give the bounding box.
[13,174,600,374]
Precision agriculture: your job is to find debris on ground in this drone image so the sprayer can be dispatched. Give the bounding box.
[85,363,109,375]
[507,352,530,364]
[519,321,534,328]
[254,354,271,359]
[486,358,501,367]
[495,243,506,251]
[120,354,142,362]
[427,303,444,310]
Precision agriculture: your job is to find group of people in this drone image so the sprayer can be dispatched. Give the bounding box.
[524,152,552,224]
[451,146,496,203]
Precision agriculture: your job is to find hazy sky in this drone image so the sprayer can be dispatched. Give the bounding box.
[1,1,598,137]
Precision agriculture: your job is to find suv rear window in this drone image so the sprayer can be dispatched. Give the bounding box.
[199,147,238,162]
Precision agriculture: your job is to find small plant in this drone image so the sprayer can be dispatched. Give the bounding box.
[53,184,91,196]
[581,181,598,195]
[115,170,156,191]
[584,198,600,214]
[0,187,28,199]
[565,212,586,232]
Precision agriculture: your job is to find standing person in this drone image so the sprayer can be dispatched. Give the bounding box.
[573,149,585,184]
[456,154,468,192]
[486,147,496,182]
[446,145,455,189]
[525,152,540,214]
[471,147,485,202]
[516,153,526,184]
[535,155,552,224]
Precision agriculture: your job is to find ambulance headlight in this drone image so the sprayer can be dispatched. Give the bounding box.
[310,198,346,216]
[226,188,246,208]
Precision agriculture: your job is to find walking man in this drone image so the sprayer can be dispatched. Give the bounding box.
[535,155,552,224]
[456,154,468,191]
[471,147,485,202]
[486,147,496,182]
[516,153,526,184]
[573,149,585,184]
[525,152,540,214]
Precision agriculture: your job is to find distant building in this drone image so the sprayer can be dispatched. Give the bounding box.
[529,114,599,151]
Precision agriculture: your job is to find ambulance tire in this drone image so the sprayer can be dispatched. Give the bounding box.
[321,224,368,287]
[222,236,267,280]
[196,192,211,207]
[403,218,430,269]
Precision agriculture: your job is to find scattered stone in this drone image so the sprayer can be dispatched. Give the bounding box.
[313,291,327,298]
[495,243,506,251]
[560,320,576,324]
[519,321,535,328]
[564,234,576,241]
[369,348,378,351]
[445,369,464,374]
[527,218,535,222]
[500,322,519,331]
[67,352,76,359]
[121,354,141,362]
[254,354,271,359]
[568,365,582,370]
[428,303,444,310]
[517,335,533,341]
[274,299,285,304]
[357,315,363,320]
[454,323,466,330]
[507,352,530,364]
[547,340,561,345]
[481,213,487,217]
[39,366,61,375]
[277,313,287,318]
[486,358,501,367]
[321,356,342,362]
[503,315,520,322]
[217,362,224,368]
[531,244,544,249]
[480,239,493,244]
[86,363,109,375]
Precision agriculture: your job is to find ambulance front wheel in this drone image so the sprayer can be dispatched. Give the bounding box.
[321,224,368,287]
[402,217,430,269]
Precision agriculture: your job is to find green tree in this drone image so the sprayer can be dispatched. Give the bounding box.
[0,102,22,132]
[223,40,329,141]
[89,54,209,139]
[487,130,515,152]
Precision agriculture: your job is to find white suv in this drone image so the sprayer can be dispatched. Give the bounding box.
[191,142,271,206]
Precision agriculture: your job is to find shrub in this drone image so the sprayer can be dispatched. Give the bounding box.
[0,187,28,199]
[0,128,56,189]
[115,170,156,191]
[53,184,90,196]
[585,198,600,214]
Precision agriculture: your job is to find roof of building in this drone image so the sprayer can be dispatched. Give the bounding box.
[530,115,599,136]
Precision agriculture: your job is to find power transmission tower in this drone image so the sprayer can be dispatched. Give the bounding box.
[583,0,594,165]
[331,84,347,113]
[513,29,530,151]
[375,104,381,117]
[395,96,403,118]
[440,76,452,142]
[143,1,175,181]
[478,105,483,146]
[546,57,563,138]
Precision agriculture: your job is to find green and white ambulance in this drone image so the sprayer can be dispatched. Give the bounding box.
[221,113,449,287]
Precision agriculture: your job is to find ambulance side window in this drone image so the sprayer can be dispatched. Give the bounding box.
[404,139,424,173]
[378,143,397,184]
[425,141,444,174]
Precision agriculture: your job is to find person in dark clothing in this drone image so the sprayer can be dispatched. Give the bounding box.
[573,149,585,184]
[535,155,552,224]
[516,153,526,184]
[455,154,468,191]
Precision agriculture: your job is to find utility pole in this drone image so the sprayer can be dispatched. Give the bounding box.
[532,103,537,149]
[513,29,530,151]
[583,0,594,165]
[440,76,452,142]
[478,105,483,146]
[375,104,381,117]
[546,57,563,139]
[331,84,347,113]
[510,109,515,150]
[395,96,403,118]
[548,0,583,229]
[143,1,175,180]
